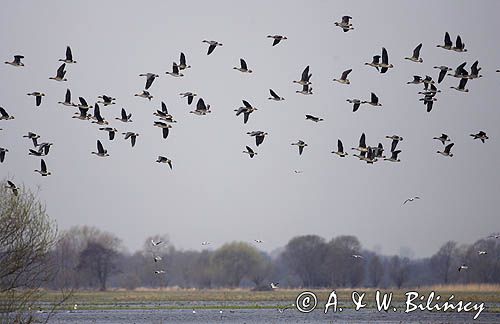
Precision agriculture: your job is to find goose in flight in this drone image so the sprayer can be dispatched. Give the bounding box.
[28,147,44,156]
[403,196,420,205]
[374,143,386,159]
[99,127,118,140]
[458,265,468,272]
[270,283,279,289]
[58,89,75,107]
[448,62,468,78]
[247,131,268,147]
[0,147,8,163]
[305,114,323,122]
[267,34,287,46]
[190,98,211,115]
[352,133,368,152]
[235,100,257,124]
[34,159,51,176]
[407,75,423,85]
[123,132,139,147]
[38,143,53,156]
[156,156,172,169]
[178,52,191,70]
[452,35,467,52]
[291,140,308,155]
[331,139,348,157]
[27,92,45,107]
[5,180,18,196]
[366,92,382,106]
[97,95,116,106]
[234,58,252,73]
[0,107,14,120]
[154,102,176,123]
[386,135,403,142]
[165,62,184,77]
[268,89,285,101]
[437,32,453,50]
[450,78,469,92]
[433,133,450,145]
[346,98,363,112]
[154,121,172,139]
[134,90,153,100]
[139,73,159,90]
[115,108,132,123]
[379,47,394,73]
[243,146,257,158]
[202,40,223,55]
[470,131,488,143]
[76,97,92,110]
[404,43,423,63]
[478,251,487,255]
[91,140,109,157]
[296,84,313,95]
[293,66,312,85]
[49,63,67,81]
[433,65,452,83]
[365,55,380,71]
[91,104,108,125]
[151,239,163,246]
[5,55,24,67]
[59,46,76,63]
[469,61,482,79]
[437,143,454,157]
[384,150,401,162]
[180,92,197,105]
[334,15,354,32]
[333,69,352,84]
[72,107,91,120]
[23,132,40,147]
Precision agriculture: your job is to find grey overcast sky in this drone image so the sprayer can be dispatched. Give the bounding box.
[1,1,499,258]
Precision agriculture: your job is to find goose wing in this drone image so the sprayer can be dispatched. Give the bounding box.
[391,139,398,152]
[131,135,136,147]
[341,69,352,80]
[65,89,71,102]
[298,145,304,155]
[172,62,179,74]
[41,159,47,172]
[338,139,344,152]
[371,92,379,104]
[269,89,279,99]
[187,94,194,105]
[162,128,169,139]
[56,63,66,78]
[243,112,250,124]
[97,140,105,153]
[145,75,155,89]
[444,32,452,47]
[459,77,468,89]
[36,96,42,107]
[161,101,168,114]
[207,44,216,55]
[381,47,389,64]
[342,15,351,24]
[455,35,463,48]
[413,43,422,58]
[14,55,24,63]
[0,107,9,117]
[255,134,264,146]
[242,100,252,108]
[66,46,73,60]
[121,108,127,120]
[272,38,280,46]
[301,66,310,81]
[79,97,88,107]
[197,98,206,111]
[444,143,454,153]
[240,58,248,70]
[438,69,446,83]
[94,104,103,121]
[180,52,186,66]
[359,133,366,147]
[246,146,254,154]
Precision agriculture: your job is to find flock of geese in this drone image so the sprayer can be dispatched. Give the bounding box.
[2,14,500,281]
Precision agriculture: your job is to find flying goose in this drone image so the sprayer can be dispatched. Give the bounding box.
[58,89,75,107]
[234,58,252,73]
[91,140,109,157]
[470,131,488,143]
[333,69,352,84]
[351,133,368,152]
[38,143,53,156]
[469,61,482,79]
[242,146,257,158]
[165,62,184,77]
[437,143,454,157]
[154,121,172,139]
[34,159,51,176]
[379,47,394,73]
[386,135,403,142]
[0,147,8,163]
[407,75,423,84]
[97,95,116,106]
[478,251,487,255]
[268,89,285,101]
[59,46,76,63]
[179,92,197,105]
[422,75,435,87]
[363,147,378,164]
[296,84,313,95]
[433,133,450,145]
[99,127,118,140]
[433,65,452,83]
[334,15,354,32]
[156,156,172,169]
[28,147,44,156]
[234,100,257,124]
[305,114,323,122]
[0,107,14,120]
[5,55,24,66]
[418,84,441,96]
[134,90,153,100]
[72,107,91,120]
[190,98,211,115]
[49,63,67,82]
[178,52,191,70]
[23,132,40,147]
[154,102,177,123]
[76,97,92,109]
[267,35,287,46]
[5,180,18,196]
[346,98,363,112]
[373,143,385,159]
[366,92,382,106]
[452,35,467,52]
[116,108,132,122]
[291,140,308,155]
[293,66,312,85]
[91,104,108,125]
[420,95,435,112]
[139,73,159,90]
[123,132,139,147]
[202,40,223,55]
[331,139,348,157]
[384,150,401,162]
[403,196,420,205]
[450,78,469,92]
[458,265,468,272]
[27,92,45,107]
[270,283,279,289]
[437,32,453,50]
[404,43,423,63]
[247,131,268,146]
[365,55,381,71]
[448,62,468,78]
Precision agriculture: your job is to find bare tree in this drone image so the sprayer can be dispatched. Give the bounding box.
[77,241,118,291]
[430,241,457,284]
[389,256,410,288]
[368,255,384,287]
